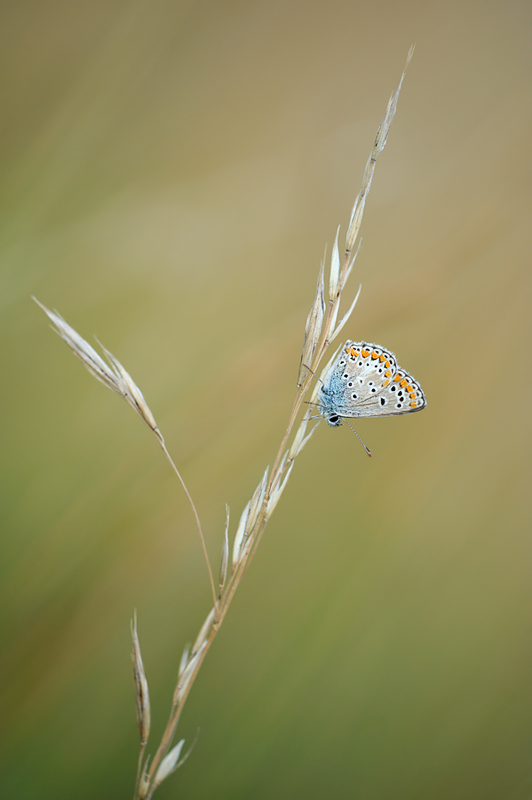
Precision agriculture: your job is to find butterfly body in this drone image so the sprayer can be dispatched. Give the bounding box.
[318,341,426,427]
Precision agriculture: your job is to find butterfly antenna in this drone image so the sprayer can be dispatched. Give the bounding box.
[301,364,324,385]
[303,402,324,420]
[343,419,372,457]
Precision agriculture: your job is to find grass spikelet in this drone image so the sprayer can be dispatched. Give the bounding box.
[131,612,151,798]
[218,506,230,598]
[131,614,151,746]
[33,298,159,432]
[153,740,185,787]
[328,225,341,302]
[178,643,190,679]
[191,608,216,655]
[298,260,325,387]
[232,501,251,566]
[331,283,362,343]
[265,461,294,519]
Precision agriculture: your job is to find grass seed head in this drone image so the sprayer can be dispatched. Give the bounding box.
[131,614,151,745]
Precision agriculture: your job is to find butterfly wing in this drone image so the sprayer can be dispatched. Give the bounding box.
[319,341,426,420]
[353,367,426,417]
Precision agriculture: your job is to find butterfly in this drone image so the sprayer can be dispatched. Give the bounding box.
[318,340,426,428]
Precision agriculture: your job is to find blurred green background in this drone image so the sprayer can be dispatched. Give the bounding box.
[1,1,531,798]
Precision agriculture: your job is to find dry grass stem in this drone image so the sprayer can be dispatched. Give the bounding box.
[156,439,217,605]
[345,44,414,254]
[33,296,218,607]
[37,49,414,799]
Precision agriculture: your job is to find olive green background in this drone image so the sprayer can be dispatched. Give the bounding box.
[1,1,531,798]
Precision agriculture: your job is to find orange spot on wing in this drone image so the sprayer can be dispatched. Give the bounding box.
[385,370,392,378]
[371,351,379,359]
[410,391,417,398]
[385,360,391,368]
[362,349,370,358]
[410,401,418,408]
[382,380,390,387]
[379,354,386,362]
[393,374,402,382]
[400,379,408,388]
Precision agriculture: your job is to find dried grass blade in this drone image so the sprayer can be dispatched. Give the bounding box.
[265,462,294,519]
[298,261,325,386]
[330,284,362,344]
[219,506,230,597]
[294,422,320,457]
[339,238,362,294]
[246,467,269,533]
[178,644,190,679]
[173,641,207,704]
[191,608,216,655]
[328,226,341,301]
[289,414,310,460]
[232,501,251,566]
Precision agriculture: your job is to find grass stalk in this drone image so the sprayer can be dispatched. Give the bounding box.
[36,48,414,799]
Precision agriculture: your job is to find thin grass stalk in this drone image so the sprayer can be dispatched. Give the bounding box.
[139,52,414,797]
[32,298,218,608]
[36,50,414,800]
[156,436,217,606]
